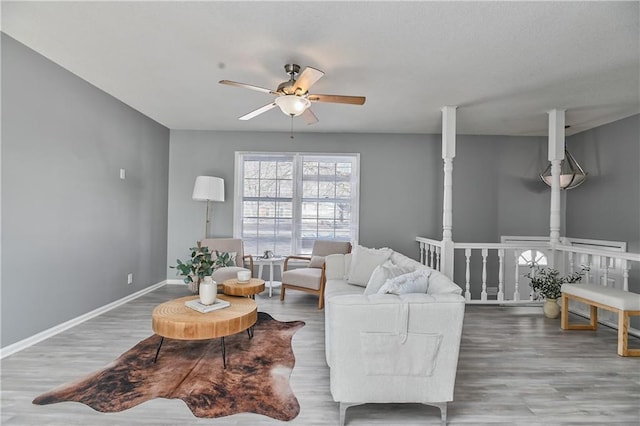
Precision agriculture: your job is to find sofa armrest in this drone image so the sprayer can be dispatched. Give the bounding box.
[325,293,465,404]
[325,253,348,280]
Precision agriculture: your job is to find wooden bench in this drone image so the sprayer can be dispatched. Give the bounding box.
[561,283,640,357]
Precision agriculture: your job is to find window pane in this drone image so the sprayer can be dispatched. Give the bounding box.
[336,182,351,198]
[319,182,335,199]
[244,179,259,197]
[276,201,292,218]
[278,180,292,198]
[245,161,260,178]
[318,202,335,219]
[301,202,317,218]
[242,218,258,237]
[243,201,258,217]
[336,163,351,177]
[319,162,335,175]
[278,162,292,179]
[302,180,318,198]
[303,161,318,177]
[260,201,276,218]
[260,179,277,198]
[260,161,277,179]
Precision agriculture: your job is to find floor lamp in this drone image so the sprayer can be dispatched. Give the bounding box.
[192,176,225,238]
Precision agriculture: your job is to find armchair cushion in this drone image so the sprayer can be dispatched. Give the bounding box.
[282,268,323,290]
[211,266,249,283]
[200,238,245,267]
[347,245,392,286]
[309,255,325,269]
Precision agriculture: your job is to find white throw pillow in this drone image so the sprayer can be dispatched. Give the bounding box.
[347,245,393,286]
[378,269,432,295]
[364,261,413,295]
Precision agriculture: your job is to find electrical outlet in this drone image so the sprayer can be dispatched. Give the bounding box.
[127,273,133,285]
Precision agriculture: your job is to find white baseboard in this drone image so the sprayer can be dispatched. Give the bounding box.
[0,280,167,359]
[166,279,186,285]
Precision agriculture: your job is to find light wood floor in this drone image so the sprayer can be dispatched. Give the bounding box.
[2,284,639,425]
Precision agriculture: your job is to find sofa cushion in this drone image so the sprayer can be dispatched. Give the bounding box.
[427,270,463,295]
[348,245,393,286]
[282,268,323,290]
[378,269,431,295]
[364,261,414,295]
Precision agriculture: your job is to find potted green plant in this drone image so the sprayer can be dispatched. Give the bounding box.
[170,242,214,293]
[525,266,589,318]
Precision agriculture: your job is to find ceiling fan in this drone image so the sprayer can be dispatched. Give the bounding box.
[219,64,366,125]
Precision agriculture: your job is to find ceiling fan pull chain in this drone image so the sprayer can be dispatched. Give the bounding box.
[290,116,294,139]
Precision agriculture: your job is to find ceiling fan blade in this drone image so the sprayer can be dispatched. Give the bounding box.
[219,80,279,95]
[308,94,366,105]
[294,67,324,94]
[301,108,319,125]
[239,102,278,120]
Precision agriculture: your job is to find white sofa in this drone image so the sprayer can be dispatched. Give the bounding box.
[324,250,465,425]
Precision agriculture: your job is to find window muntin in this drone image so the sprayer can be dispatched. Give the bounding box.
[235,153,359,256]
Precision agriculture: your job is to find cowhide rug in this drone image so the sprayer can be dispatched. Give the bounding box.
[33,312,305,421]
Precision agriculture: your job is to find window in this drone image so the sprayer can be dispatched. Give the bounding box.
[518,249,548,267]
[235,152,359,256]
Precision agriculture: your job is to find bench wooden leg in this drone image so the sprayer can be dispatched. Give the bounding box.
[618,311,640,357]
[561,295,598,331]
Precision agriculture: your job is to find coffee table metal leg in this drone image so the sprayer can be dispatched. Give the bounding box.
[153,336,164,363]
[221,336,226,369]
[247,326,254,339]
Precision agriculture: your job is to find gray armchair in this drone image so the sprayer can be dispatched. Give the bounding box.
[280,240,352,309]
[200,238,253,289]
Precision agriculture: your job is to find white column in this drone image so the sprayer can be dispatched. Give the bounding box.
[441,106,457,279]
[547,109,565,244]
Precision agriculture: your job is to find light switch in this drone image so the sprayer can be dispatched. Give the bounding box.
[120,169,126,180]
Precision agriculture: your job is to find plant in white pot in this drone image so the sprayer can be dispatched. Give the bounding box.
[525,266,589,318]
[170,242,214,294]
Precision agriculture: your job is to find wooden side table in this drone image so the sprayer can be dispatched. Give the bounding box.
[222,278,265,298]
[151,294,257,368]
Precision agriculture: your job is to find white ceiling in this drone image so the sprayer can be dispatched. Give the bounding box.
[2,1,639,136]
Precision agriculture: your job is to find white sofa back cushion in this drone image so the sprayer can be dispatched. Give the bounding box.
[378,269,432,295]
[363,261,414,295]
[347,245,393,286]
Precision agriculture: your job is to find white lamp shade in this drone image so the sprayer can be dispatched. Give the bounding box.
[192,176,225,202]
[275,95,310,117]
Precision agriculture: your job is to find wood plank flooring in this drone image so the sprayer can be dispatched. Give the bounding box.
[2,284,639,425]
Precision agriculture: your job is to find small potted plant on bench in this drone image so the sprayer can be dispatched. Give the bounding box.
[525,266,589,318]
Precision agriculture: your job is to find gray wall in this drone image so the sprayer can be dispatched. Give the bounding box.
[1,35,170,347]
[566,114,640,298]
[167,130,444,278]
[167,130,552,282]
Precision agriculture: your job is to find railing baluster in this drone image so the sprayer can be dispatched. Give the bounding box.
[431,245,437,269]
[436,246,441,271]
[514,250,520,301]
[498,249,504,301]
[585,254,592,284]
[623,259,629,291]
[465,248,471,301]
[419,242,425,265]
[481,248,488,301]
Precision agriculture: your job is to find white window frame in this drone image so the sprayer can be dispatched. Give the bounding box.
[234,151,360,256]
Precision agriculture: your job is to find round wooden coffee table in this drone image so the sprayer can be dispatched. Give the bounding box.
[151,294,257,368]
[222,278,265,298]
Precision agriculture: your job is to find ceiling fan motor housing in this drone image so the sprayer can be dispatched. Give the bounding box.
[277,63,302,95]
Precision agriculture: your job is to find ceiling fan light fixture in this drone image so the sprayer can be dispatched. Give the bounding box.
[275,95,310,117]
